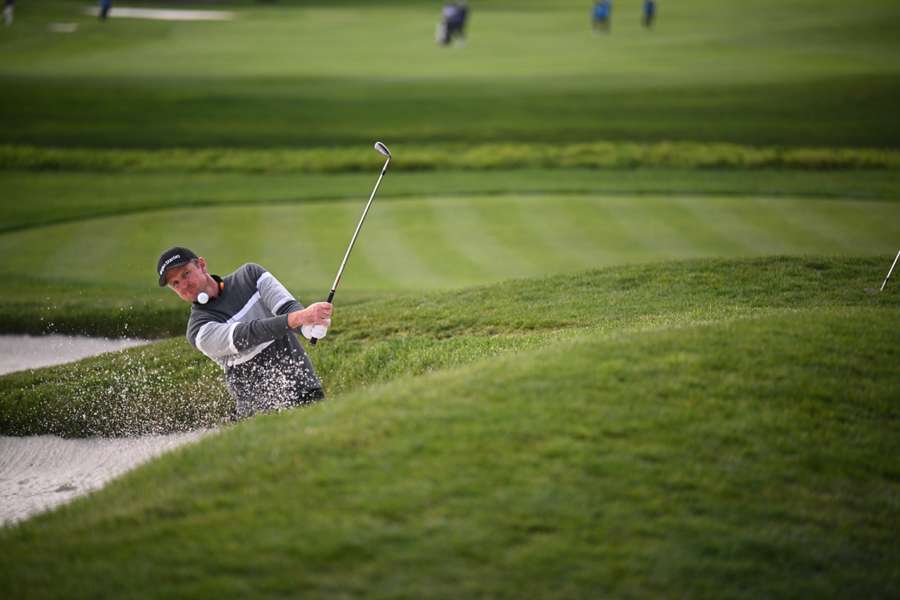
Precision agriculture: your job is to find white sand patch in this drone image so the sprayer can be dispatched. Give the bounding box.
[84,7,236,21]
[0,334,149,376]
[48,22,79,33]
[0,429,214,525]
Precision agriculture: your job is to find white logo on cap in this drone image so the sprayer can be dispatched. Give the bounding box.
[159,254,182,276]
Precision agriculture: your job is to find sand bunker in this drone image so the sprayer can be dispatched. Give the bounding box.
[84,7,236,21]
[0,334,148,376]
[0,430,213,525]
[0,334,214,525]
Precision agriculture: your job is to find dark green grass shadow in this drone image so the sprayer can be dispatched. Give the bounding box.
[3,74,900,149]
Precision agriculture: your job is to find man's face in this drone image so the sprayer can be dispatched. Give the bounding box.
[165,259,207,303]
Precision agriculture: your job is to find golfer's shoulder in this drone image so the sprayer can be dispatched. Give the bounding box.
[228,262,268,287]
[235,262,268,277]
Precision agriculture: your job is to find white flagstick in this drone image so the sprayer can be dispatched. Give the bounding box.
[880,249,900,292]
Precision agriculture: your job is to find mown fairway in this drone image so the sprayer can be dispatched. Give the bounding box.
[1,0,899,598]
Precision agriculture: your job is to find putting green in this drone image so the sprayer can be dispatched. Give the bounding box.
[1,193,897,294]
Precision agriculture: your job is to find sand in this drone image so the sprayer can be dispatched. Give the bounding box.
[0,334,215,526]
[84,7,236,21]
[0,334,149,376]
[0,430,213,525]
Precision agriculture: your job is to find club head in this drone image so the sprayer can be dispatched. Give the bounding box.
[374,141,392,159]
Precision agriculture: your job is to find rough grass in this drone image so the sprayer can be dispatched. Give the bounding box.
[0,270,897,598]
[4,142,899,174]
[2,256,896,438]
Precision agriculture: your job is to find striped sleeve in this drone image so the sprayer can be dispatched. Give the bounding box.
[257,270,304,316]
[194,322,238,359]
[187,316,238,360]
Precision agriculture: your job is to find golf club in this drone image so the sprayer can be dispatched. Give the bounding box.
[880,249,900,292]
[310,141,392,345]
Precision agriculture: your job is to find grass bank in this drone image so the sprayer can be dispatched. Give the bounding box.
[0,290,897,597]
[1,256,896,437]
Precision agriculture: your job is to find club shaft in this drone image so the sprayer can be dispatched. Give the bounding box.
[881,249,900,291]
[310,156,389,346]
[330,157,390,293]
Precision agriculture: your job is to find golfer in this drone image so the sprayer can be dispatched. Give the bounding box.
[157,246,332,420]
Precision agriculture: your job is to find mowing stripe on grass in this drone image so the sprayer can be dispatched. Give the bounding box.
[419,198,491,285]
[354,199,449,291]
[514,195,607,272]
[0,195,898,297]
[431,196,535,282]
[604,196,711,260]
[674,195,789,255]
[763,197,863,252]
[667,195,754,256]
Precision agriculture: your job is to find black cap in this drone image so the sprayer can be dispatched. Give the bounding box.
[157,246,198,287]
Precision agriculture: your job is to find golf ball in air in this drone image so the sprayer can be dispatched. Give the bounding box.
[197,292,209,304]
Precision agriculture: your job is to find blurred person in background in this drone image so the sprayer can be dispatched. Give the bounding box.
[643,0,656,29]
[451,0,469,46]
[3,0,14,26]
[437,2,453,45]
[592,0,612,34]
[437,1,469,47]
[99,0,112,20]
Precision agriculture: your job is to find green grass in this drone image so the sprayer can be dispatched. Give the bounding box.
[2,0,900,595]
[1,257,898,598]
[3,168,900,235]
[2,0,900,148]
[2,256,897,436]
[5,142,900,174]
[1,164,897,338]
[5,188,900,279]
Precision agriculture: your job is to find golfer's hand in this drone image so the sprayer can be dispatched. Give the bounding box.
[288,302,333,330]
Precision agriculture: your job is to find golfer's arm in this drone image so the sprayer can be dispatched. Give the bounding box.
[232,316,297,350]
[189,267,307,359]
[258,271,304,317]
[192,317,295,358]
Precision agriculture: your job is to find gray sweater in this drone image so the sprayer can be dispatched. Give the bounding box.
[187,263,322,417]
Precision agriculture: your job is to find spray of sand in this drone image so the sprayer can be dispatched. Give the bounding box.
[0,335,217,525]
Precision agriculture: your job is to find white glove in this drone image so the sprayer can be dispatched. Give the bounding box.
[300,319,330,340]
